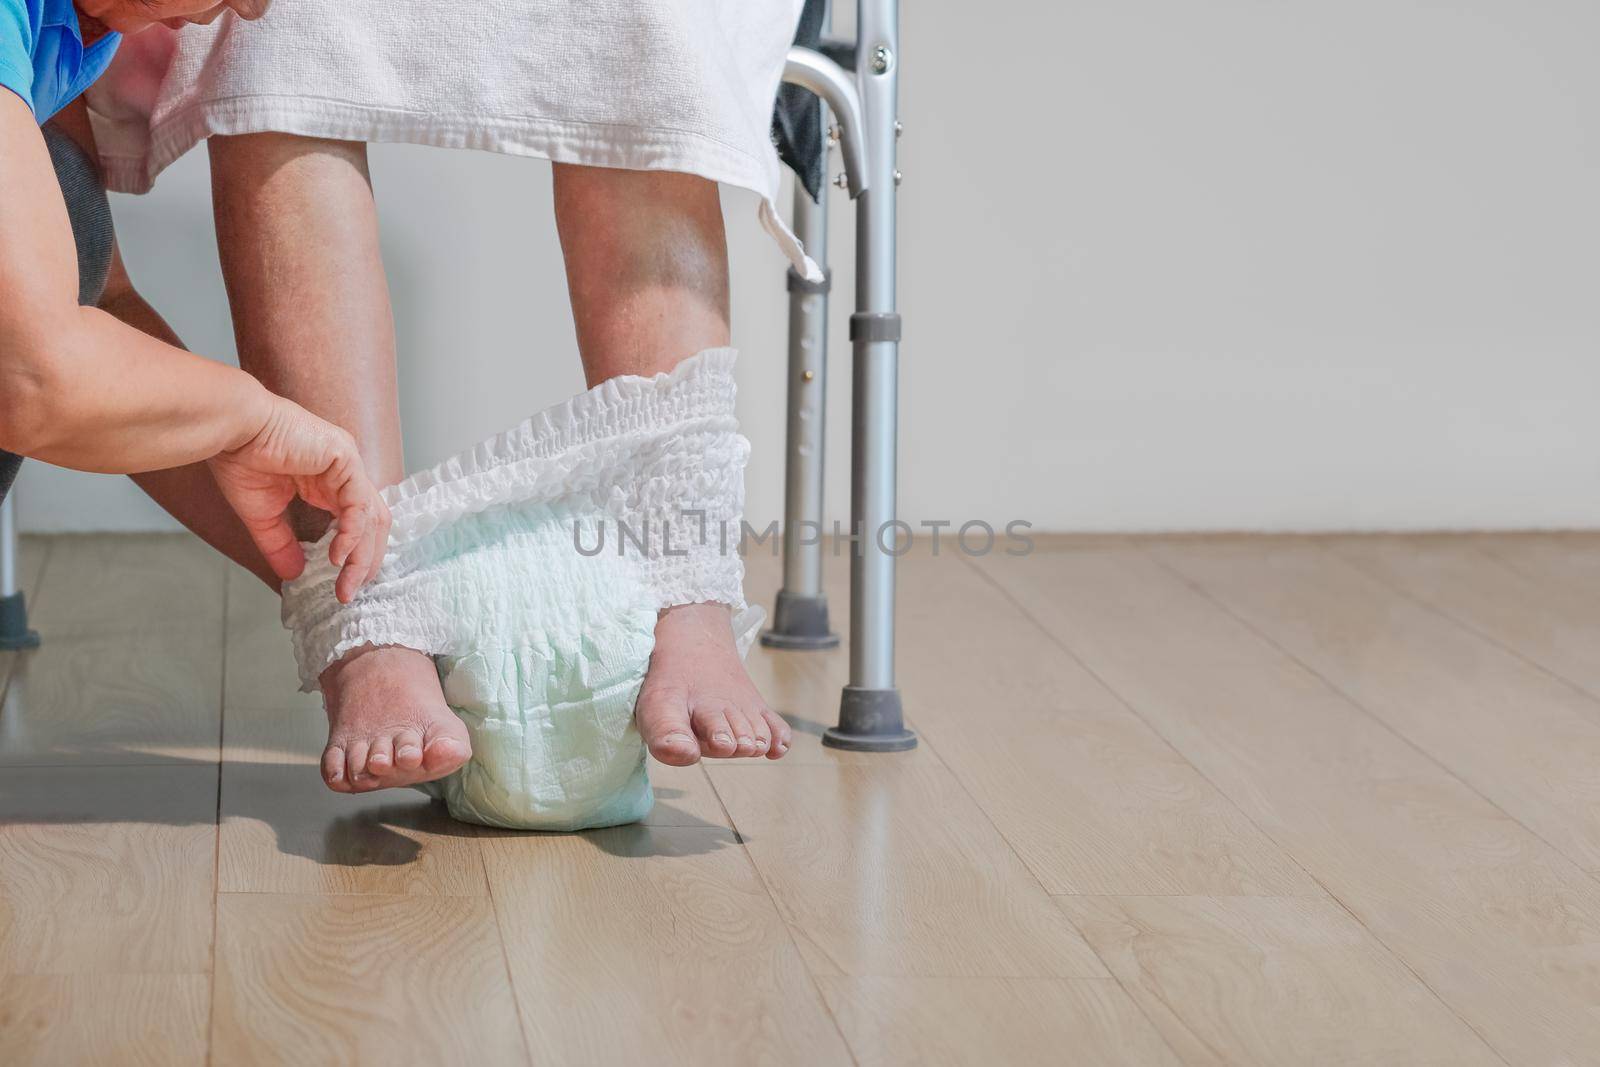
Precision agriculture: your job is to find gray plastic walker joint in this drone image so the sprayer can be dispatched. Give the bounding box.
[849,311,902,342]
[786,266,833,295]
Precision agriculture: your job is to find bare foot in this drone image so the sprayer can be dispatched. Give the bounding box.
[636,603,792,765]
[317,645,471,793]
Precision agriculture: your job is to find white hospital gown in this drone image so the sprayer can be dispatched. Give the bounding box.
[86,1,815,274]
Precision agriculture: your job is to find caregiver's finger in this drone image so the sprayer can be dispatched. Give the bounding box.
[245,512,307,582]
[326,499,369,570]
[334,511,379,603]
[365,505,392,587]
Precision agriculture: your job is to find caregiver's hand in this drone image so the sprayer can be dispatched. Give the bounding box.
[209,396,391,603]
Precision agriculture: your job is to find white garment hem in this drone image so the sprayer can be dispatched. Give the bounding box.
[96,94,821,279]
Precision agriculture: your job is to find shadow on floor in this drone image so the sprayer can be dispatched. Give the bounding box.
[0,747,736,867]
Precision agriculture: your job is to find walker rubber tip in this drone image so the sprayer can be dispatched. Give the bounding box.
[822,725,918,752]
[762,591,840,650]
[0,591,40,650]
[824,685,916,752]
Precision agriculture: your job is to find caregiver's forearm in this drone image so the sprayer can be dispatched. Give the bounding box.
[0,303,274,472]
[0,92,274,474]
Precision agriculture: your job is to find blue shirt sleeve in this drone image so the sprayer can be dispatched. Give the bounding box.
[0,0,38,114]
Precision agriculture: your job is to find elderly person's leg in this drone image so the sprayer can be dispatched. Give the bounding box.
[209,133,469,792]
[553,163,791,763]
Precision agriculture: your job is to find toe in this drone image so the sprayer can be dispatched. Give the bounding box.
[344,739,371,785]
[420,722,471,776]
[748,709,771,757]
[690,702,739,758]
[636,686,701,767]
[321,745,350,792]
[393,729,424,771]
[723,705,759,757]
[762,707,791,759]
[366,734,395,776]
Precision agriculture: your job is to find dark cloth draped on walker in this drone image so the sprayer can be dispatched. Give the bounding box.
[771,0,828,202]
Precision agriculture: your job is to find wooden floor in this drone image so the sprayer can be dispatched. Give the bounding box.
[3,531,1600,1064]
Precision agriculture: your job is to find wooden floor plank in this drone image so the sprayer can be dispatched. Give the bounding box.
[218,689,489,897]
[217,694,486,902]
[14,533,49,599]
[223,567,321,716]
[898,547,1313,896]
[640,761,732,828]
[0,624,222,766]
[709,761,1106,979]
[0,535,224,767]
[18,529,1600,1063]
[0,765,217,974]
[978,542,1600,1065]
[481,824,851,1065]
[1061,895,1500,1066]
[0,974,209,1067]
[817,976,1181,1066]
[1165,537,1600,874]
[1479,532,1600,595]
[1336,533,1600,704]
[210,892,527,1065]
[27,534,224,630]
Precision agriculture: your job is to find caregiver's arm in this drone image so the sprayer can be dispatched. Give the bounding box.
[45,99,283,590]
[0,93,387,598]
[0,91,268,469]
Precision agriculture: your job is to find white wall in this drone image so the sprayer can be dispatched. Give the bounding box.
[20,2,1600,533]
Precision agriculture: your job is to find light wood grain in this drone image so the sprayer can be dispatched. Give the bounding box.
[27,534,224,629]
[1061,895,1499,1066]
[0,624,222,765]
[223,567,322,714]
[16,533,49,598]
[0,533,223,766]
[0,974,209,1066]
[217,692,489,896]
[640,760,732,827]
[481,823,852,1065]
[0,765,216,974]
[818,976,1181,1066]
[895,547,1313,896]
[1479,531,1600,592]
[1162,537,1600,873]
[22,529,1600,1064]
[1335,533,1600,704]
[709,761,1106,978]
[979,542,1600,1064]
[210,892,526,1065]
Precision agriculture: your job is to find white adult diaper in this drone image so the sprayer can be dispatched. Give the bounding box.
[280,349,762,830]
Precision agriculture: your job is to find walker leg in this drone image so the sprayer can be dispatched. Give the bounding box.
[825,0,914,751]
[763,169,841,651]
[0,495,39,651]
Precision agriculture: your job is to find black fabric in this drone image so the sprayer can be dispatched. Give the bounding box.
[771,0,828,202]
[0,451,20,504]
[0,127,114,507]
[43,126,114,306]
